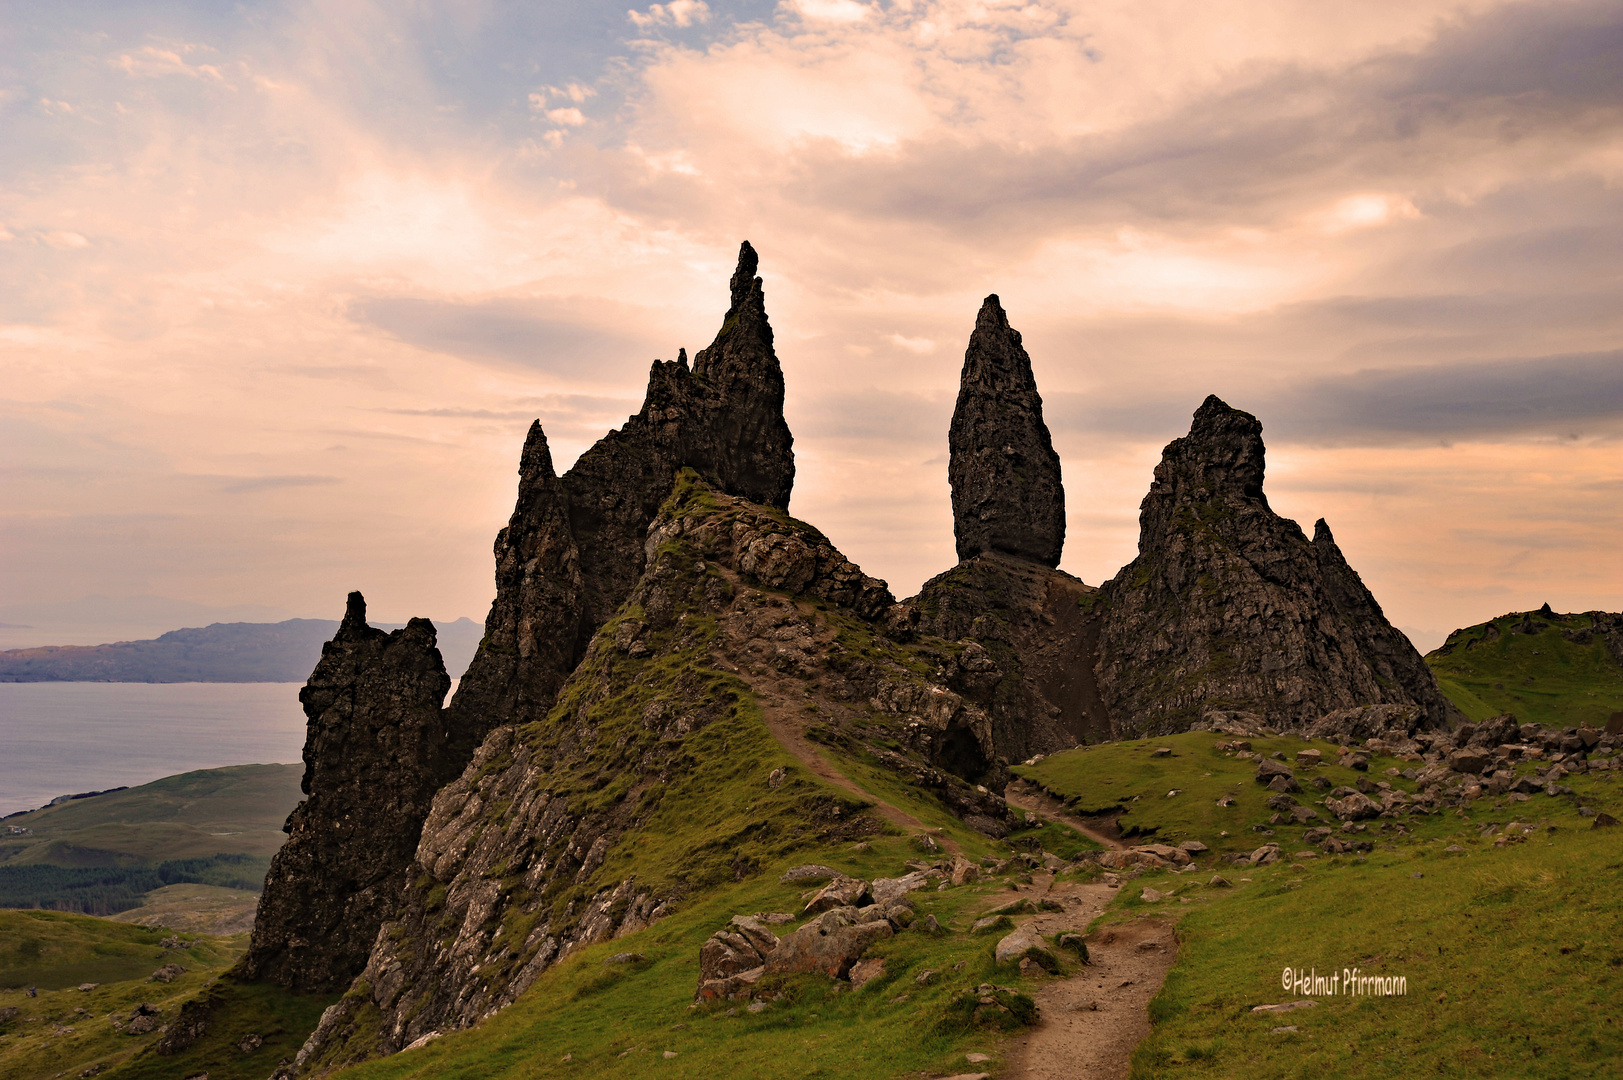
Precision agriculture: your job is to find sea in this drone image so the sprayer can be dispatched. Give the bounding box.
[0,682,310,817]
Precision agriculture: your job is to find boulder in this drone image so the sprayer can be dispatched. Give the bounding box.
[1256,759,1294,783]
[780,864,841,884]
[995,929,1058,971]
[848,958,886,989]
[871,871,932,904]
[1448,750,1491,775]
[949,856,981,886]
[1325,792,1382,821]
[765,911,893,980]
[803,876,871,914]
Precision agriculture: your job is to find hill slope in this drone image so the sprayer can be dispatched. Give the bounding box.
[0,618,482,683]
[1426,607,1623,729]
[0,764,302,915]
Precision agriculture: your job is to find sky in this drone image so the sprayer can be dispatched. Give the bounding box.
[2,0,1620,652]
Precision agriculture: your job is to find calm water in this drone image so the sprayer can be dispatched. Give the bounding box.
[0,682,309,817]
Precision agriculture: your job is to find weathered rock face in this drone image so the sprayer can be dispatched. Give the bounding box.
[948,296,1064,568]
[1094,395,1455,736]
[561,241,795,628]
[906,553,1111,765]
[240,593,451,993]
[447,422,588,732]
[286,476,1014,1073]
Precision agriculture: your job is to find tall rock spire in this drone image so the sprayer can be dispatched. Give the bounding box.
[241,593,451,992]
[562,240,795,626]
[948,295,1065,568]
[449,421,590,732]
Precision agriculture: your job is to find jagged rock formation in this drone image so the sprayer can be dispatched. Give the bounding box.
[285,475,1013,1074]
[1094,395,1455,736]
[443,240,795,735]
[948,296,1065,567]
[560,241,794,629]
[239,593,451,992]
[446,422,589,731]
[898,298,1105,766]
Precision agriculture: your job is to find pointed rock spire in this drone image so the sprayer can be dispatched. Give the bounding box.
[948,295,1065,567]
[451,420,590,731]
[562,241,795,626]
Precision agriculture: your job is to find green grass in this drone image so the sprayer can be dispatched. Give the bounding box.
[0,909,239,991]
[0,763,303,868]
[1427,610,1623,729]
[1121,824,1623,1079]
[108,975,339,1080]
[1017,730,1621,857]
[0,910,250,1080]
[312,834,1061,1080]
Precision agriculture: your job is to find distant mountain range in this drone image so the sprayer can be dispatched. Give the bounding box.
[0,617,482,683]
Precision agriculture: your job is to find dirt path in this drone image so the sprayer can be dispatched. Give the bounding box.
[987,876,1178,1080]
[1004,779,1125,851]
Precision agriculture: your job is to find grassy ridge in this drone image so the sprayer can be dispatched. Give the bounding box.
[1426,610,1623,729]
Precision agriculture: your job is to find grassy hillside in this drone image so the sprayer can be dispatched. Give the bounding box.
[1017,733,1623,1078]
[0,910,265,1080]
[0,764,300,913]
[1425,609,1623,729]
[199,833,1066,1080]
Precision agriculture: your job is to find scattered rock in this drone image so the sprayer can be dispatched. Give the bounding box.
[148,963,186,983]
[765,909,893,980]
[238,1033,263,1054]
[995,930,1059,971]
[848,958,886,988]
[803,876,871,914]
[1252,1000,1318,1013]
[780,864,841,884]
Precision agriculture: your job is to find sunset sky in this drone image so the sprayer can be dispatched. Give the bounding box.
[3,0,1620,651]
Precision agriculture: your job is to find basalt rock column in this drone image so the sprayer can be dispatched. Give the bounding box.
[948,296,1065,567]
[1095,395,1452,735]
[241,593,452,992]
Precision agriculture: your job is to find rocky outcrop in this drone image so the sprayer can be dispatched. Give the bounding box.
[560,240,795,629]
[285,476,1014,1073]
[1094,395,1454,736]
[948,296,1064,567]
[240,593,451,993]
[908,554,1111,766]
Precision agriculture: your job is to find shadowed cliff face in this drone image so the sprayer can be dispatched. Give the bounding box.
[448,423,588,733]
[948,295,1065,569]
[240,593,451,993]
[1095,395,1454,736]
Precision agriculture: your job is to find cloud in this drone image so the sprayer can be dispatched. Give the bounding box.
[628,1,712,29]
[218,474,342,495]
[1273,349,1623,443]
[347,296,661,378]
